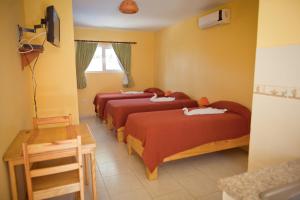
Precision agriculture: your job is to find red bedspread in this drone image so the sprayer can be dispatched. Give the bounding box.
[93,92,155,119]
[105,98,198,129]
[124,101,251,172]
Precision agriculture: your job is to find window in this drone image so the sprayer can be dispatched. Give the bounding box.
[86,44,123,72]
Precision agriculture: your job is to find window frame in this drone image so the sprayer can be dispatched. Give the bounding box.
[85,43,123,74]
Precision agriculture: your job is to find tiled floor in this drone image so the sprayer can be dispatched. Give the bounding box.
[74,116,248,200]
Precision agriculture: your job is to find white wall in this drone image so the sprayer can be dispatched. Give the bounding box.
[248,0,300,170]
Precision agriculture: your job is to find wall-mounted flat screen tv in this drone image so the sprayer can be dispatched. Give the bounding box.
[46,5,60,47]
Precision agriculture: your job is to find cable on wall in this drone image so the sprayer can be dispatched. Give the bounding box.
[21,32,47,118]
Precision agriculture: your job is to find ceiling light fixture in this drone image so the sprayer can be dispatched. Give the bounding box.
[119,0,139,14]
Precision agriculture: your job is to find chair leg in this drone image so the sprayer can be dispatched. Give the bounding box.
[80,190,85,200]
[84,155,89,185]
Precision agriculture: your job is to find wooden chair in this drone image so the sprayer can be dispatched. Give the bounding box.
[32,114,90,187]
[22,136,85,200]
[33,114,72,129]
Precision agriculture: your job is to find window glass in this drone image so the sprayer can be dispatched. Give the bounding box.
[86,46,103,72]
[105,48,122,71]
[86,44,122,72]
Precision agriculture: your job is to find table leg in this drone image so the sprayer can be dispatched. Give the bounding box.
[91,151,97,200]
[8,161,18,200]
[84,154,89,185]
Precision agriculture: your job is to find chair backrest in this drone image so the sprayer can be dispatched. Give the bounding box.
[22,136,84,200]
[33,114,72,129]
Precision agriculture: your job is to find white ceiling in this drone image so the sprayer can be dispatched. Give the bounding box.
[73,0,231,31]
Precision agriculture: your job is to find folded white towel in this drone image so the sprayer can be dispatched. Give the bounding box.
[120,90,144,94]
[150,93,175,102]
[150,93,157,100]
[182,107,227,116]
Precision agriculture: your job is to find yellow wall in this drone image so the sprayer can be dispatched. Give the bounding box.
[74,27,156,117]
[0,0,32,198]
[23,0,79,123]
[257,0,300,48]
[154,0,258,109]
[248,0,300,170]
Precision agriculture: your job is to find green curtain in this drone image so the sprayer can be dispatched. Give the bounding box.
[75,41,98,89]
[112,43,132,87]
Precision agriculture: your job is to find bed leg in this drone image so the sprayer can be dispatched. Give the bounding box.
[117,128,125,143]
[146,167,158,181]
[127,143,133,155]
[107,115,114,130]
[240,145,249,152]
[107,123,113,130]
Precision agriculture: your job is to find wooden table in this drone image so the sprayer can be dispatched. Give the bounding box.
[3,123,97,200]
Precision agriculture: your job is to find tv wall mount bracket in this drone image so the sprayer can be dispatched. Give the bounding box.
[18,18,46,42]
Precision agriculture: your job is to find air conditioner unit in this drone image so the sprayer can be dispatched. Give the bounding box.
[199,9,230,29]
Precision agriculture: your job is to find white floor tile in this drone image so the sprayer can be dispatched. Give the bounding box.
[177,172,219,198]
[154,189,195,200]
[103,173,144,196]
[197,191,222,200]
[140,174,182,197]
[70,116,249,200]
[110,188,152,200]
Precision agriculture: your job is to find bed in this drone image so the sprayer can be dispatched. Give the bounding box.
[93,88,164,120]
[124,101,251,180]
[105,92,198,142]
